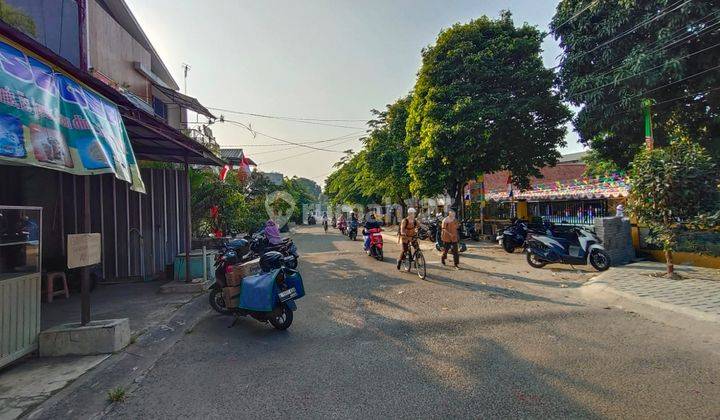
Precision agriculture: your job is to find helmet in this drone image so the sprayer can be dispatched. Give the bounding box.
[408,207,416,214]
[259,251,284,272]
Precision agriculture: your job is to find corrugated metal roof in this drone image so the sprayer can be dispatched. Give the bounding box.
[558,151,587,163]
[220,148,244,159]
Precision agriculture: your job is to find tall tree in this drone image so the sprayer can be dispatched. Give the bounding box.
[551,0,720,168]
[362,95,413,206]
[406,12,571,208]
[324,150,379,207]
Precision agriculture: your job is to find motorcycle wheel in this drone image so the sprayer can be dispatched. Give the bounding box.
[435,242,442,252]
[375,247,384,261]
[209,288,232,315]
[269,304,293,330]
[526,252,547,269]
[502,238,516,253]
[589,249,611,271]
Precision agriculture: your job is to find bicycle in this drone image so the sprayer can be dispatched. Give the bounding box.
[399,235,426,279]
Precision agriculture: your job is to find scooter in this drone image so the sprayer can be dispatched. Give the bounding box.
[210,250,303,330]
[497,220,529,253]
[460,220,480,241]
[525,226,611,271]
[364,227,384,261]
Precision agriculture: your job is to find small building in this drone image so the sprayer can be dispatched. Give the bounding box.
[474,151,629,233]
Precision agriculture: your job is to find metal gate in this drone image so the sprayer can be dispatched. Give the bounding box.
[0,206,42,368]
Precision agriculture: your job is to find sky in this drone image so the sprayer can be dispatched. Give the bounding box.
[125,0,585,185]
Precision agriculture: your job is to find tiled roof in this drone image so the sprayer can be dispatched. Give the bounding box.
[220,148,244,159]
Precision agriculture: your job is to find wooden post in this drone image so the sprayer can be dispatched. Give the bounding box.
[81,176,91,325]
[184,158,191,283]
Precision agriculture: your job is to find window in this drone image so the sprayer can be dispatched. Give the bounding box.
[152,96,167,120]
[1,0,81,67]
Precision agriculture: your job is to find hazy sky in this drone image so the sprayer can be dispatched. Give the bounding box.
[125,0,584,184]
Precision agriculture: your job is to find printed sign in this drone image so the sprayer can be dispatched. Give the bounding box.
[67,233,101,269]
[0,36,145,192]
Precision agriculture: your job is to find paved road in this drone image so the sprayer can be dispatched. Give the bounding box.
[107,226,720,419]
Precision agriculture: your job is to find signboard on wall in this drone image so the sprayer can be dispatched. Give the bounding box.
[0,36,145,192]
[67,233,101,269]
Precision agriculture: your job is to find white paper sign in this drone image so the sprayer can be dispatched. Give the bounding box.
[67,233,102,269]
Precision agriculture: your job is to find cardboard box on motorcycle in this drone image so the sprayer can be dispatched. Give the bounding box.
[226,258,260,286]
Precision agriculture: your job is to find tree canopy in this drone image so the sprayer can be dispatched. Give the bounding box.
[361,95,412,204]
[406,12,571,206]
[551,0,720,169]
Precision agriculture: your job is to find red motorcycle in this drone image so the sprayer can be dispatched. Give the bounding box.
[364,227,384,261]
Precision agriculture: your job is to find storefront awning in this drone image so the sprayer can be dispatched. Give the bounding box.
[487,175,629,202]
[123,111,225,166]
[152,82,215,119]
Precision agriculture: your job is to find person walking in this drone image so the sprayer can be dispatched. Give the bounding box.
[441,209,460,269]
[396,207,419,270]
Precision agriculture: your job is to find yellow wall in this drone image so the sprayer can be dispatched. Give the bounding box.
[640,250,720,269]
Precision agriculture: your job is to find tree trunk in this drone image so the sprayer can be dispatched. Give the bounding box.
[665,249,674,276]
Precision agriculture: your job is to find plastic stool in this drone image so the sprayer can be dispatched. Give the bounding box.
[46,271,69,302]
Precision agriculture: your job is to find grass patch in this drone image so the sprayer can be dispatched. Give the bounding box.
[107,387,126,403]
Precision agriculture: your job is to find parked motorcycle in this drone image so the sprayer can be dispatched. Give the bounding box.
[210,250,303,329]
[525,226,611,271]
[348,220,358,241]
[245,231,299,269]
[364,227,384,261]
[497,220,529,253]
[460,220,479,241]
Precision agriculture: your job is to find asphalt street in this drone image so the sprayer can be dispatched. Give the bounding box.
[106,225,720,419]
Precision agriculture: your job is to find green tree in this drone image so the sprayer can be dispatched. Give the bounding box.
[406,12,571,208]
[627,140,720,278]
[362,95,413,207]
[324,150,379,207]
[551,0,720,169]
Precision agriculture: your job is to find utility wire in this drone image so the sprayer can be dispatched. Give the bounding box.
[221,131,365,147]
[571,41,720,97]
[224,119,362,152]
[599,63,720,110]
[207,107,368,129]
[243,134,361,156]
[553,0,599,31]
[590,11,720,79]
[567,0,690,64]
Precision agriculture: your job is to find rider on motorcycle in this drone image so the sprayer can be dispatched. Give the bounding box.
[363,214,382,251]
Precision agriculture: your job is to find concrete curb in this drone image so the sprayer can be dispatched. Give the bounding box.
[581,274,720,324]
[24,293,211,420]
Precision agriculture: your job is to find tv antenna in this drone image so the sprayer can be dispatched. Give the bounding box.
[181,63,191,94]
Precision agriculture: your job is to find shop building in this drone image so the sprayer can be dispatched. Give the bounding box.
[0,0,223,368]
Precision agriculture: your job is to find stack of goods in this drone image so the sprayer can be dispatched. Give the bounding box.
[222,258,260,308]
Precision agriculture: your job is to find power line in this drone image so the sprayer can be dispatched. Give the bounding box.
[553,0,599,31]
[221,131,365,147]
[599,63,720,110]
[571,41,720,97]
[207,107,369,129]
[568,0,690,64]
[224,119,362,152]
[242,134,361,156]
[590,11,720,79]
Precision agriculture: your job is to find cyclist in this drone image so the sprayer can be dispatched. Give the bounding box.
[397,207,420,270]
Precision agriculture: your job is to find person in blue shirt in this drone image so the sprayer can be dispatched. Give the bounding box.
[363,214,382,250]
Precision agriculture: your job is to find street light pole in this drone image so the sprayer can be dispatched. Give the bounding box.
[642,98,655,150]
